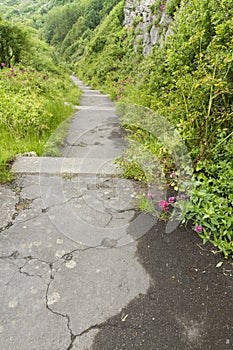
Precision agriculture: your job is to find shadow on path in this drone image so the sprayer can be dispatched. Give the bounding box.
[92,221,233,350]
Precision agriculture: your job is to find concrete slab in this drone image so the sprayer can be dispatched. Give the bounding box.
[67,111,118,130]
[0,272,71,350]
[12,156,120,175]
[74,106,115,110]
[62,123,123,147]
[80,96,113,107]
[47,244,150,335]
[72,330,99,350]
[84,94,110,97]
[61,140,124,159]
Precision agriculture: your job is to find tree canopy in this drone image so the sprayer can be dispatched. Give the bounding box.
[0,18,31,67]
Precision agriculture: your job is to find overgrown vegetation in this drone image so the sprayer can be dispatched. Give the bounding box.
[44,0,121,62]
[74,0,233,258]
[0,11,81,182]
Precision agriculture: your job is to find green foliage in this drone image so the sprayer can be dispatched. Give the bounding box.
[0,0,75,25]
[42,0,121,59]
[74,0,233,257]
[0,66,80,182]
[132,15,143,27]
[0,9,81,183]
[150,0,163,15]
[0,19,32,67]
[43,2,81,45]
[150,0,181,17]
[138,196,155,213]
[180,139,233,258]
[165,0,181,17]
[76,1,128,86]
[76,1,147,91]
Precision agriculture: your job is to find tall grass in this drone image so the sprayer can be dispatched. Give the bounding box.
[0,67,80,182]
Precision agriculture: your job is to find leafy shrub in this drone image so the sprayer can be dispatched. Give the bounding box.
[165,0,181,17]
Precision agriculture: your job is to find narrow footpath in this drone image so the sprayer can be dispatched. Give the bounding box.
[0,78,232,350]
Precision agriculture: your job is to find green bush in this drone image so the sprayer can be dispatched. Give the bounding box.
[165,0,181,17]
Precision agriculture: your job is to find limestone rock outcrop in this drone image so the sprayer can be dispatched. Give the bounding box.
[123,0,172,55]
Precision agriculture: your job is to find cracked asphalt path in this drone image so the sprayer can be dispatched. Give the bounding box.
[1,78,232,350]
[0,78,151,350]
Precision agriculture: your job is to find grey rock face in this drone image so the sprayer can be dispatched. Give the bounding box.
[123,0,172,55]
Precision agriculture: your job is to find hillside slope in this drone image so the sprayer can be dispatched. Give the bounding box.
[0,2,81,181]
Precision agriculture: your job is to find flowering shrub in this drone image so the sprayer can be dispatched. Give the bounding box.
[140,188,185,222]
[113,78,131,101]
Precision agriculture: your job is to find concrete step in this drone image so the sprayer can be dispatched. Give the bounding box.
[73,106,115,111]
[12,156,120,176]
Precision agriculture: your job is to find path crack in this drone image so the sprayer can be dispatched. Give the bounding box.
[118,208,137,214]
[61,245,101,261]
[0,218,18,233]
[75,319,145,339]
[0,184,39,233]
[15,212,43,225]
[104,214,114,228]
[43,194,84,212]
[45,261,77,350]
[0,251,20,260]
[43,245,102,350]
[18,260,44,280]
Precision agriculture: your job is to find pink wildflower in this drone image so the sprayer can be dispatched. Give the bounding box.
[170,173,177,178]
[147,193,155,200]
[159,200,170,211]
[195,225,202,233]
